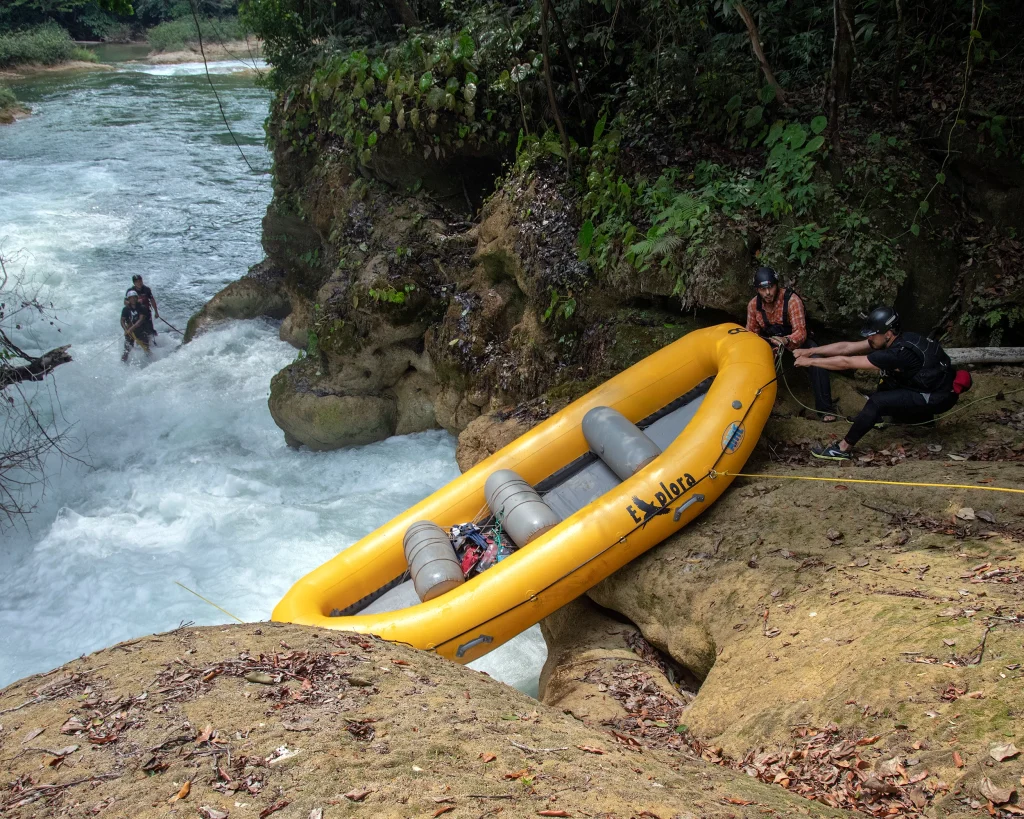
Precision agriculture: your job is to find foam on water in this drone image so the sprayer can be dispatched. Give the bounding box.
[0,62,547,691]
[123,59,267,77]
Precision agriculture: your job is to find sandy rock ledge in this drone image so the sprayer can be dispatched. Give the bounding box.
[0,624,818,818]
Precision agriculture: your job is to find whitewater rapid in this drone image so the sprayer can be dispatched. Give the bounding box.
[0,59,546,691]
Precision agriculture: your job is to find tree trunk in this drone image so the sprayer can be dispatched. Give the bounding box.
[384,0,418,28]
[0,345,73,390]
[946,348,1024,366]
[546,0,588,125]
[732,2,786,105]
[540,0,572,175]
[826,0,855,152]
[890,0,904,115]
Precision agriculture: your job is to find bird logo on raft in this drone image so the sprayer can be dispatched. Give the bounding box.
[627,474,697,526]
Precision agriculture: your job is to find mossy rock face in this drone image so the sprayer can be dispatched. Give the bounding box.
[604,310,704,374]
[268,366,398,450]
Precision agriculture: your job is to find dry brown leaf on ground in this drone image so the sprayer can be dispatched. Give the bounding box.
[954,751,965,768]
[724,796,754,805]
[259,799,289,817]
[344,788,372,802]
[479,752,497,762]
[504,769,530,779]
[196,724,213,743]
[199,808,228,819]
[576,745,605,754]
[168,780,190,803]
[990,742,1020,762]
[60,717,85,733]
[979,777,1015,804]
[433,807,455,817]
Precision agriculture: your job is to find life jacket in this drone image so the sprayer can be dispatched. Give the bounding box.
[886,332,954,393]
[756,288,796,338]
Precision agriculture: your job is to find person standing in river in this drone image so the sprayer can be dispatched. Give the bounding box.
[745,266,837,422]
[794,306,969,461]
[126,274,159,340]
[121,290,154,362]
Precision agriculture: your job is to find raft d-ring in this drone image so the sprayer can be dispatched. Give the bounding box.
[708,469,719,480]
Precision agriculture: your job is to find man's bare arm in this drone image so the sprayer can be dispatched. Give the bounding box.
[794,339,871,358]
[795,354,877,371]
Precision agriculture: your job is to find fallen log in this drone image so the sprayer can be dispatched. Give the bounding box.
[0,344,73,390]
[947,347,1024,366]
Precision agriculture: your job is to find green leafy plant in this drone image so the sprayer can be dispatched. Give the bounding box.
[541,289,576,323]
[368,283,416,304]
[786,223,829,265]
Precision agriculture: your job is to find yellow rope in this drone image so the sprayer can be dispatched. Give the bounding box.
[719,471,1024,495]
[174,580,245,623]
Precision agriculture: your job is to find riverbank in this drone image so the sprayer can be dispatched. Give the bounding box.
[144,39,261,65]
[0,39,260,80]
[0,59,113,81]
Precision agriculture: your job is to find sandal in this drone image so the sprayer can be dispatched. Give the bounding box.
[821,414,838,423]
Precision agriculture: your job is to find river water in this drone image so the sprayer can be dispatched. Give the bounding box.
[0,58,545,690]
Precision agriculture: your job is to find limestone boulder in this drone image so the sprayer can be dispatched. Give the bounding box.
[539,597,686,725]
[184,260,290,342]
[269,367,398,450]
[454,411,533,471]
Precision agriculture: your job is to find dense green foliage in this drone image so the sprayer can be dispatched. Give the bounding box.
[0,86,19,111]
[0,22,96,66]
[247,0,1024,340]
[147,13,247,50]
[0,0,242,44]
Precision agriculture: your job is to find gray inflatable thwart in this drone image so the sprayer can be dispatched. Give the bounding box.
[403,520,465,602]
[582,406,662,480]
[484,469,561,548]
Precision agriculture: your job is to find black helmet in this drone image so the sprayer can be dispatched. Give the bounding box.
[753,266,778,289]
[860,306,900,337]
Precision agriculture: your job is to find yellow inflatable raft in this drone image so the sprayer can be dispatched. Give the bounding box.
[273,323,776,663]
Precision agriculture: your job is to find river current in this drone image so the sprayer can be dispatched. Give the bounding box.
[0,57,545,690]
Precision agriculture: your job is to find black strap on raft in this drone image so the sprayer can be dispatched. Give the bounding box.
[330,570,411,617]
[756,287,794,338]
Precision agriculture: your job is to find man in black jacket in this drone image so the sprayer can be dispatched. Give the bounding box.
[121,290,154,363]
[126,274,159,341]
[794,306,960,461]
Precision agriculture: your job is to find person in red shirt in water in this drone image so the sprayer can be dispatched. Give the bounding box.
[745,266,837,423]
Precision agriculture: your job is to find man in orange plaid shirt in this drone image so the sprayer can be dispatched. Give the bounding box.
[746,267,837,422]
